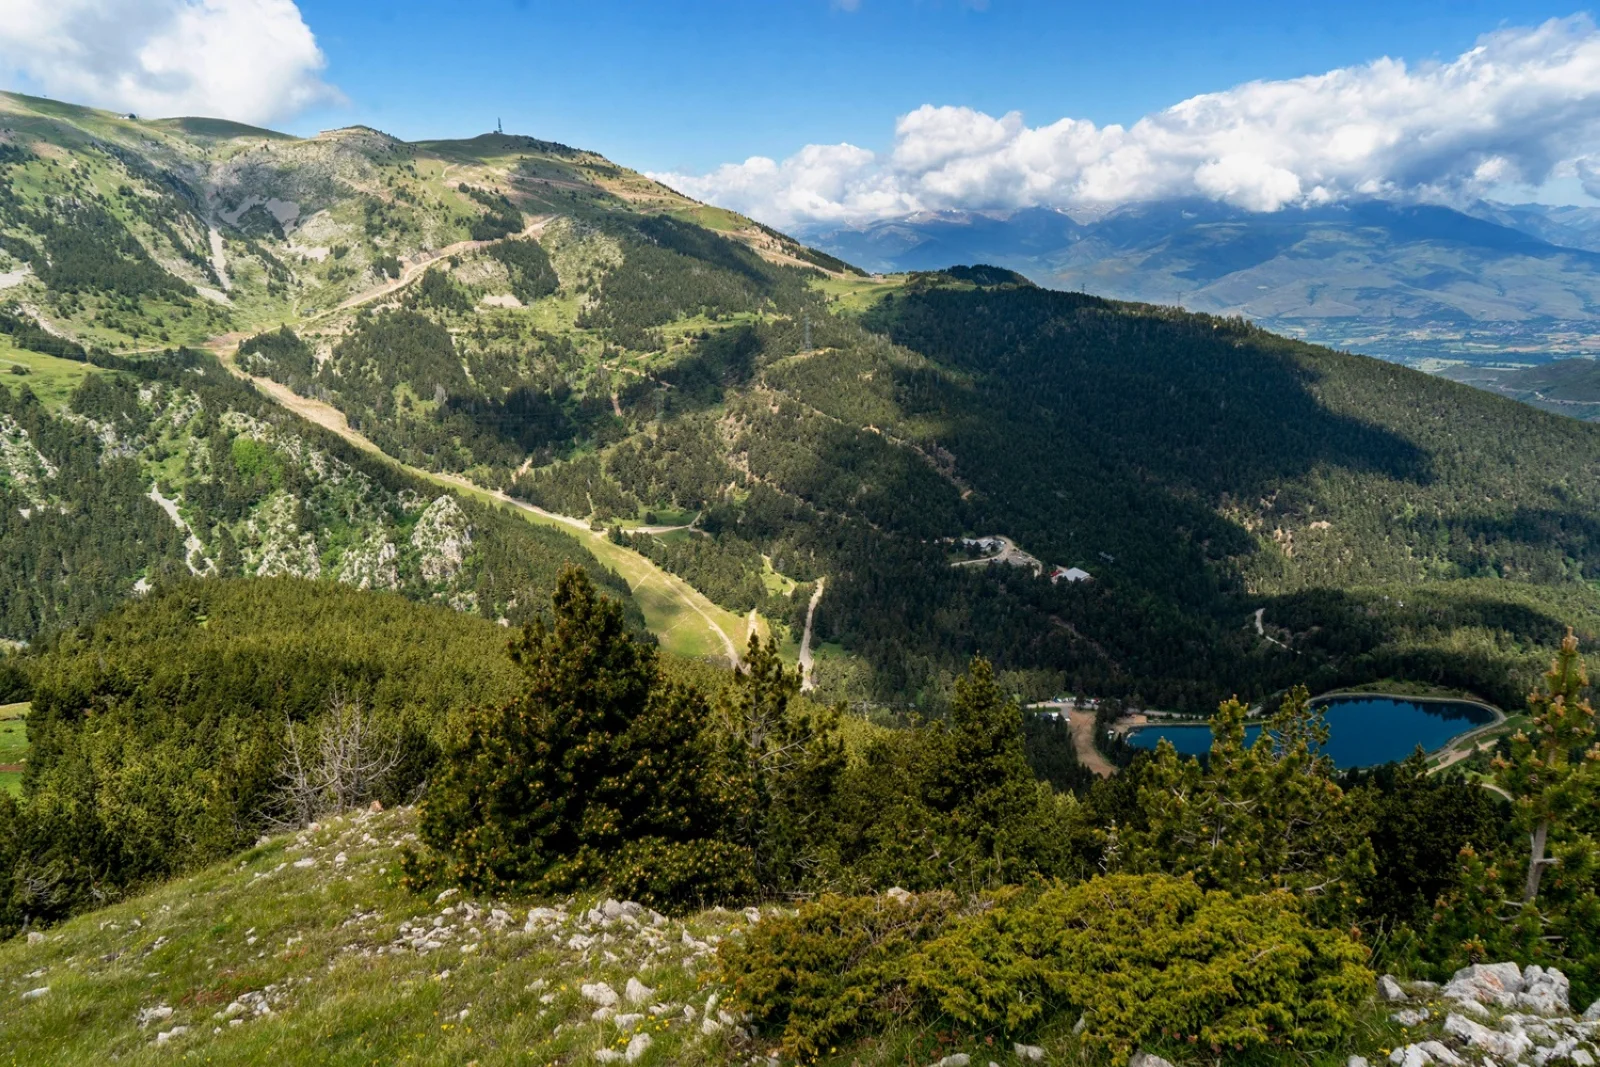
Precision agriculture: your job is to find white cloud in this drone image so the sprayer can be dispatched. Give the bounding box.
[653,15,1600,228]
[0,0,338,126]
[1580,157,1600,199]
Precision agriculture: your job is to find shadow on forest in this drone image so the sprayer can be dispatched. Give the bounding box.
[440,385,612,458]
[618,325,760,419]
[1448,506,1600,570]
[847,285,1437,597]
[1264,584,1585,709]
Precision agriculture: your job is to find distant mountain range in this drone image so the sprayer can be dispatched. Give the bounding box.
[798,199,1600,364]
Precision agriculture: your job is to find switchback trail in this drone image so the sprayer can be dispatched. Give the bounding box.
[214,347,745,668]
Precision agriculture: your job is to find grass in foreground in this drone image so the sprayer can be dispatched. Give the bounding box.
[0,808,754,1067]
[0,806,1431,1067]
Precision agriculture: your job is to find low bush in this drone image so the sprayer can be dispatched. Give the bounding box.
[911,874,1373,1061]
[719,890,966,1060]
[721,874,1373,1064]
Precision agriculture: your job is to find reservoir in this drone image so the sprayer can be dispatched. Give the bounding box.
[1123,694,1498,769]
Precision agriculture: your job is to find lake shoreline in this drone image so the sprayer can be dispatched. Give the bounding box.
[1118,690,1507,768]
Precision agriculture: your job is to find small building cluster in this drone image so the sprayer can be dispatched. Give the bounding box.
[952,536,1094,585]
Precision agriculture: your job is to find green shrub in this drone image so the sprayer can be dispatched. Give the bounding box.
[719,890,966,1060]
[721,875,1372,1064]
[909,874,1373,1061]
[823,659,1094,891]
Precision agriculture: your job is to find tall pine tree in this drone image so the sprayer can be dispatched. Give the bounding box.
[410,565,750,907]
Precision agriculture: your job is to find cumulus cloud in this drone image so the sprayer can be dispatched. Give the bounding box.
[0,0,338,126]
[1580,157,1600,199]
[654,15,1600,227]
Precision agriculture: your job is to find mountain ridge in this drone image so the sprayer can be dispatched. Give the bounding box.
[4,90,1600,717]
[798,196,1600,364]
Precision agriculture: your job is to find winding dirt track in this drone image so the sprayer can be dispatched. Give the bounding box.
[214,349,742,668]
[329,216,555,317]
[197,209,855,670]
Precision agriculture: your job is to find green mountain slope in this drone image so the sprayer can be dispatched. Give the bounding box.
[1507,358,1600,402]
[1436,357,1600,424]
[0,349,637,641]
[5,90,1600,713]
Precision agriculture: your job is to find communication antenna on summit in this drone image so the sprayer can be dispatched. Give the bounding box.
[497,117,503,134]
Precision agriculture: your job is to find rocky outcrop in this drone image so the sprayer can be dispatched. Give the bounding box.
[410,495,473,585]
[1382,964,1598,1067]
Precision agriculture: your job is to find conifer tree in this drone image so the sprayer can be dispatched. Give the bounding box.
[1432,631,1600,997]
[714,634,845,893]
[1126,686,1372,919]
[925,657,1079,884]
[1496,628,1600,904]
[411,565,750,906]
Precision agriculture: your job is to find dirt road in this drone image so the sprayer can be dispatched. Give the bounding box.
[216,350,743,668]
[1031,700,1117,779]
[330,215,554,316]
[798,578,826,692]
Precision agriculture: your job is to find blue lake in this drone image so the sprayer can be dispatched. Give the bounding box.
[1123,695,1497,769]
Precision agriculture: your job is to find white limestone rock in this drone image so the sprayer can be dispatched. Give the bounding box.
[582,982,619,1007]
[1444,963,1525,1008]
[1445,1012,1536,1061]
[1517,966,1571,1015]
[1130,1053,1177,1067]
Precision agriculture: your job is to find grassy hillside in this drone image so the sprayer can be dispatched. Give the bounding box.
[0,806,753,1067]
[0,803,1416,1067]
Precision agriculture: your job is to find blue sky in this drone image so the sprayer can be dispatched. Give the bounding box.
[289,0,1582,174]
[4,1,1600,225]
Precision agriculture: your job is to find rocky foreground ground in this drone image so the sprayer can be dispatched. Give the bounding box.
[3,805,1599,1066]
[1358,963,1600,1067]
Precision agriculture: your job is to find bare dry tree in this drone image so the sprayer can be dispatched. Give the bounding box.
[273,691,401,830]
[17,858,67,933]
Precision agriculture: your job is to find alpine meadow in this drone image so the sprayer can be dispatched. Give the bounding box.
[1,23,1599,1067]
